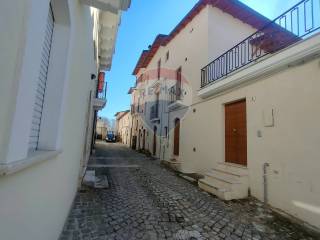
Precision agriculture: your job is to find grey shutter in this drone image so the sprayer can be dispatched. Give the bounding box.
[28,5,54,152]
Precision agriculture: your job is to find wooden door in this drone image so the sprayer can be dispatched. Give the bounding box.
[153,126,157,156]
[225,100,247,166]
[138,129,141,150]
[173,119,180,156]
[143,129,146,150]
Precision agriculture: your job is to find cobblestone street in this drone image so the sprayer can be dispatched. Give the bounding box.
[60,142,317,240]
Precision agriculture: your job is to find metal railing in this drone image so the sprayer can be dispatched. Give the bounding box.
[201,0,320,88]
[169,85,183,104]
[150,104,159,120]
[97,81,107,100]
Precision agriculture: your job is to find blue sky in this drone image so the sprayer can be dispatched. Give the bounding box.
[99,0,301,119]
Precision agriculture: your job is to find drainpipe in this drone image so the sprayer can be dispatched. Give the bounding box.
[263,162,270,205]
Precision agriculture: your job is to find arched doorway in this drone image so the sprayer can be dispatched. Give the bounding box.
[173,118,180,156]
[153,126,157,156]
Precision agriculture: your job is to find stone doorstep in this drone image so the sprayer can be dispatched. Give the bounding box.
[82,170,109,189]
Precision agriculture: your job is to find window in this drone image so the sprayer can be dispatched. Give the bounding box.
[157,59,161,80]
[176,67,182,99]
[164,126,168,138]
[144,102,147,116]
[165,51,169,61]
[29,5,55,152]
[5,0,71,165]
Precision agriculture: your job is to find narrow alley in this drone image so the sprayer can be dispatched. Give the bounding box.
[60,142,316,240]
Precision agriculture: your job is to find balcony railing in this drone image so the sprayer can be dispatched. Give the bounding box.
[201,0,320,88]
[150,104,159,120]
[169,85,183,104]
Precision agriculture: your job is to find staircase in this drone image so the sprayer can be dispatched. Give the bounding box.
[198,163,249,200]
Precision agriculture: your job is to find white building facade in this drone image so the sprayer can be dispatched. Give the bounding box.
[130,0,320,230]
[0,0,130,239]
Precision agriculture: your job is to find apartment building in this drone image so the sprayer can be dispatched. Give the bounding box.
[130,0,320,230]
[0,0,130,239]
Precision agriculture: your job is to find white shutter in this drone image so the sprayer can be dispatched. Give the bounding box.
[28,5,54,152]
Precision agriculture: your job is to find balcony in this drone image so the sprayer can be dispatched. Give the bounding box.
[168,85,184,110]
[93,77,107,111]
[150,104,159,122]
[200,0,320,89]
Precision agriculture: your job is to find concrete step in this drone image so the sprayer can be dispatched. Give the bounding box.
[198,179,233,201]
[214,162,248,176]
[208,168,248,184]
[199,164,249,200]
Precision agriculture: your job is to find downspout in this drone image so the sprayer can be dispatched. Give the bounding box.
[263,162,270,205]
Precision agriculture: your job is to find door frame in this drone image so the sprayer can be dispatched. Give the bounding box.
[224,99,247,166]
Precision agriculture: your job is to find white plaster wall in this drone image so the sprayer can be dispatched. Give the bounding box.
[135,5,258,161]
[134,7,210,159]
[207,6,257,70]
[0,0,28,163]
[0,0,98,239]
[180,58,320,229]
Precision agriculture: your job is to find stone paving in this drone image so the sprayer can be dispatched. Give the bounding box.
[60,142,318,240]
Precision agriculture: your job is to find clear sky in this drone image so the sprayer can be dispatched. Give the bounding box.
[99,0,301,120]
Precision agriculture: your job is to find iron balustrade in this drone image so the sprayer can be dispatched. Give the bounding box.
[201,0,320,88]
[150,104,159,120]
[169,85,183,104]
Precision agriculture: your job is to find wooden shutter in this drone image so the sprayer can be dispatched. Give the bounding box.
[28,5,54,152]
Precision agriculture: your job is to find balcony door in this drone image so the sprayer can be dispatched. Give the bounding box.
[176,67,182,100]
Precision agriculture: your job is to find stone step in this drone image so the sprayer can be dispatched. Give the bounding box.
[198,179,233,201]
[214,162,249,176]
[205,171,241,184]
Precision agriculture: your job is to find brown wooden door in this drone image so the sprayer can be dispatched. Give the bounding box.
[153,126,157,156]
[173,119,180,156]
[225,100,247,166]
[138,129,141,150]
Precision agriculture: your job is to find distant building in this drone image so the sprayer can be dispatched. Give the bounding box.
[96,117,110,140]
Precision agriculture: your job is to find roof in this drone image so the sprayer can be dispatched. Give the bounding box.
[114,110,130,118]
[133,35,168,75]
[132,0,274,75]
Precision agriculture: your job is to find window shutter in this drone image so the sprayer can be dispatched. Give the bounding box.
[28,5,54,152]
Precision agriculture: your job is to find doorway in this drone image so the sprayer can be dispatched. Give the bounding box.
[225,99,247,166]
[173,118,180,156]
[153,126,157,156]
